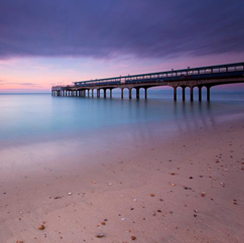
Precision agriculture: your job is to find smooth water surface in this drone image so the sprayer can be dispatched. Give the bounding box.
[0,89,243,146]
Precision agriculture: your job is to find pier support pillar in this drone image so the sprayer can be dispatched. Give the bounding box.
[144,88,148,99]
[198,86,202,102]
[182,86,185,101]
[92,89,94,97]
[174,87,177,101]
[136,88,140,99]
[190,87,194,102]
[97,89,100,98]
[207,86,211,101]
[121,88,124,99]
[110,89,112,98]
[104,89,107,98]
[129,88,132,99]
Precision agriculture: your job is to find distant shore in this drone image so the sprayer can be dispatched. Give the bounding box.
[0,116,244,243]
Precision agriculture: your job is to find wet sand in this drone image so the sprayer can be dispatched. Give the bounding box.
[0,118,244,243]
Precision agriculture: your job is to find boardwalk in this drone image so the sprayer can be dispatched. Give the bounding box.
[52,62,244,101]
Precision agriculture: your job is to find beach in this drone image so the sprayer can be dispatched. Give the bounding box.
[1,0,244,242]
[1,111,243,243]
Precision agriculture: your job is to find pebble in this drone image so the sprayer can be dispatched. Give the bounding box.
[150,193,155,197]
[68,192,72,196]
[95,233,105,238]
[131,236,136,240]
[38,224,45,230]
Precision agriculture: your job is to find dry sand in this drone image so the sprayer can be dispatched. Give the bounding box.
[0,119,244,243]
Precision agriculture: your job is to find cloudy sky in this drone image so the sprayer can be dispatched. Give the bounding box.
[0,0,243,92]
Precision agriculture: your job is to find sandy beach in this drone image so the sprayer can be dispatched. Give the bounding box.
[0,117,244,243]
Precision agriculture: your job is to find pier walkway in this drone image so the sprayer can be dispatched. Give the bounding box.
[52,62,244,101]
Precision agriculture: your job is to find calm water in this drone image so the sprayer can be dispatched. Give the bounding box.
[0,89,243,147]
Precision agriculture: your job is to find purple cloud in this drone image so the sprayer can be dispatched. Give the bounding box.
[0,0,243,60]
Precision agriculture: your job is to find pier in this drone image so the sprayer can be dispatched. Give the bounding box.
[52,62,244,101]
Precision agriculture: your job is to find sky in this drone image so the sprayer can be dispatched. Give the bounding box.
[0,0,244,92]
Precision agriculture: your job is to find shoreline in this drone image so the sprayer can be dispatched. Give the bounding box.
[0,117,244,242]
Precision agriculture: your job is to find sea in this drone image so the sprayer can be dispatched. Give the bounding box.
[0,88,243,159]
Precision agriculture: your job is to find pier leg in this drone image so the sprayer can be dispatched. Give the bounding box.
[207,86,210,101]
[110,89,112,98]
[182,87,185,101]
[129,88,132,99]
[198,86,202,102]
[136,88,140,99]
[121,88,124,99]
[145,88,148,99]
[190,87,194,102]
[97,89,100,98]
[92,89,94,97]
[174,87,177,101]
[104,89,106,98]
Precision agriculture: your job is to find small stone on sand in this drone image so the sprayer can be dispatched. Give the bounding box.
[95,233,105,238]
[38,224,45,230]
